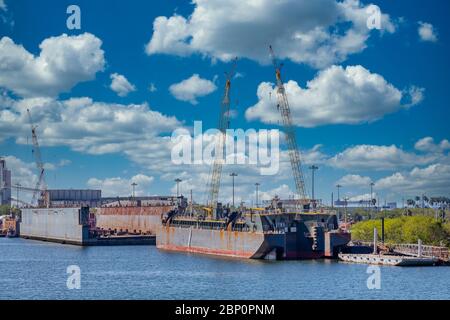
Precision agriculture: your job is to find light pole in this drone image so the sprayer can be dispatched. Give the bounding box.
[344,196,349,225]
[309,165,319,202]
[370,182,375,213]
[255,183,260,208]
[131,182,137,198]
[336,184,342,204]
[174,179,182,197]
[131,182,137,205]
[16,183,21,209]
[230,173,238,207]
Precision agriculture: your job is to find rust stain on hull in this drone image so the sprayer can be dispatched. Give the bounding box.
[96,206,173,235]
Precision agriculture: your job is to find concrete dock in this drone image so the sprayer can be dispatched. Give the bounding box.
[20,206,156,246]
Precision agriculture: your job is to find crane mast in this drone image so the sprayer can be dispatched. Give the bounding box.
[207,59,237,212]
[27,108,47,207]
[269,46,307,202]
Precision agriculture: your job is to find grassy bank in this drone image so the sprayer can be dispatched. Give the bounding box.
[351,216,450,247]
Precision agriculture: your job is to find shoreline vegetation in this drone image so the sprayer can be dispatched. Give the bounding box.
[351,215,450,247]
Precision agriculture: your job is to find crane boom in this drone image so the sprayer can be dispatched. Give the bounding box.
[27,108,47,206]
[269,46,307,201]
[207,58,237,211]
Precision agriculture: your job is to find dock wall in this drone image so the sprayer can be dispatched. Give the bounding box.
[95,206,172,235]
[20,207,89,245]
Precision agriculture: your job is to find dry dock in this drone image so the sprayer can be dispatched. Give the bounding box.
[20,206,155,246]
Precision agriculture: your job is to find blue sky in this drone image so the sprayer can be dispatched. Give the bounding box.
[0,0,449,206]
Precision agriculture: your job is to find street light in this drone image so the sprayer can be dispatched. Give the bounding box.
[336,184,342,204]
[174,179,182,197]
[16,183,21,209]
[309,165,319,202]
[370,182,375,213]
[255,183,260,208]
[230,173,238,207]
[131,182,137,198]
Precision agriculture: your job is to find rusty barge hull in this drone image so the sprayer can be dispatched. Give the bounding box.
[157,225,274,258]
[156,225,342,260]
[157,205,351,260]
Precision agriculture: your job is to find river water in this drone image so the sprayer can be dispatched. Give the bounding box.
[0,238,449,300]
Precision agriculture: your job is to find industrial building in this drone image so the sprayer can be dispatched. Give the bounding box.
[46,189,102,207]
[0,158,11,206]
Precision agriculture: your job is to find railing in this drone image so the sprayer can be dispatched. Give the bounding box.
[391,243,449,261]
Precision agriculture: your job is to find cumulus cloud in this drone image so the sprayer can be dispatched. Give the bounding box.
[0,0,6,11]
[414,137,450,153]
[2,155,37,188]
[418,21,438,42]
[328,144,436,171]
[110,73,136,97]
[169,74,217,104]
[1,155,37,205]
[87,174,154,197]
[258,184,295,202]
[246,65,422,127]
[0,33,105,98]
[336,174,372,187]
[348,193,377,202]
[146,0,395,68]
[0,96,181,155]
[375,164,450,196]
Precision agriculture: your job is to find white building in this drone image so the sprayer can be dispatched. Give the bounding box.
[0,158,12,206]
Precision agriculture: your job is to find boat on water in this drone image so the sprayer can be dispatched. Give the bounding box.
[156,197,350,260]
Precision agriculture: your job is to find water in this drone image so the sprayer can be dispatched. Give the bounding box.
[1,237,449,300]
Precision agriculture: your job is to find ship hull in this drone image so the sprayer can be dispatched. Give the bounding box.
[156,224,344,260]
[157,225,271,258]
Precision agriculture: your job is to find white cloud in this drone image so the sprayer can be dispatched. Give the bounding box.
[418,21,438,42]
[0,33,105,98]
[414,137,450,153]
[146,0,395,68]
[0,96,181,155]
[2,155,37,188]
[0,0,6,11]
[1,156,37,205]
[87,174,154,197]
[375,164,450,196]
[110,73,136,97]
[169,74,217,104]
[58,159,72,167]
[328,144,437,171]
[348,193,377,202]
[336,174,372,187]
[246,65,422,127]
[258,184,295,202]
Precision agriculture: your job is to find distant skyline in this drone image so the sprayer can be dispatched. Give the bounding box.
[1,0,449,206]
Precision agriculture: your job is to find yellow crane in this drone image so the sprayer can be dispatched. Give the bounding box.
[269,46,309,207]
[205,58,238,217]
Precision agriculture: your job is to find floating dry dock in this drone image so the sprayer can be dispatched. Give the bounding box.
[20,207,155,246]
